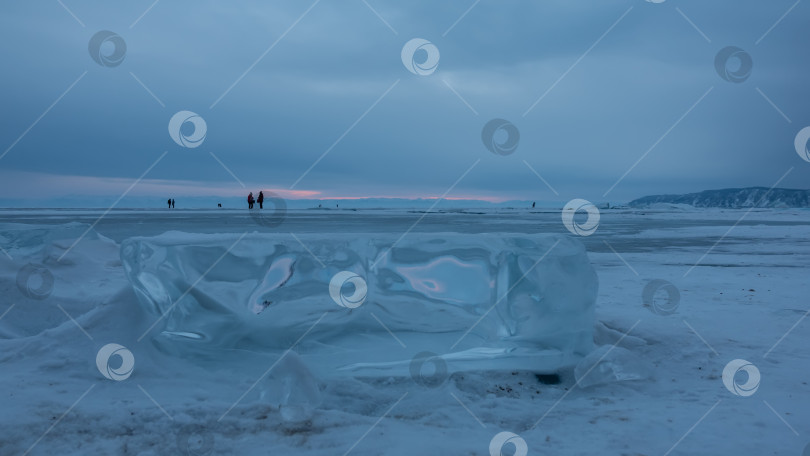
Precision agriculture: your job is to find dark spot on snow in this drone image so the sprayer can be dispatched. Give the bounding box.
[535,373,561,385]
[281,421,315,436]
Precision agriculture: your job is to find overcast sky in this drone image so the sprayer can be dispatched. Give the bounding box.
[1,0,808,206]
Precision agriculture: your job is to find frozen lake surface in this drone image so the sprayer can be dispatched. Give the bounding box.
[1,208,809,455]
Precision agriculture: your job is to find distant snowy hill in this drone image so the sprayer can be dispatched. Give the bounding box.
[628,187,810,209]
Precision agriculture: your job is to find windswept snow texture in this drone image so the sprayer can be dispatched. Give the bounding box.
[121,232,597,376]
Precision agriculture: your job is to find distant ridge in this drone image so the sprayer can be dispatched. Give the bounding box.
[628,187,810,209]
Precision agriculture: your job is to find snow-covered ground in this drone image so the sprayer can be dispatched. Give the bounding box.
[1,208,809,455]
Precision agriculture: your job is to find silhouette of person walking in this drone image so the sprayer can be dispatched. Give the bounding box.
[167,198,172,209]
[257,191,264,209]
[172,199,175,209]
[247,192,255,209]
[532,202,535,209]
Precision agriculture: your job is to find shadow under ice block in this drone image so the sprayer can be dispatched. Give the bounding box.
[121,232,598,377]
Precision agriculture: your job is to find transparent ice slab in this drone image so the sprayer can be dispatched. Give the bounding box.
[121,232,598,376]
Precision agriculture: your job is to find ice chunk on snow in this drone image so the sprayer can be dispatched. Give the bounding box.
[259,351,322,422]
[121,232,597,376]
[574,345,652,388]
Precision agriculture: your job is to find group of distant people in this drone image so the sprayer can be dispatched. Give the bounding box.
[247,191,264,209]
[165,197,538,210]
[163,193,268,209]
[164,196,538,210]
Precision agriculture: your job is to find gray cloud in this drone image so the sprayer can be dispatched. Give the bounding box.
[1,0,808,205]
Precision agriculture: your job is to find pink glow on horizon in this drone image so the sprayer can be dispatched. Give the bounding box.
[316,195,509,203]
[0,170,513,202]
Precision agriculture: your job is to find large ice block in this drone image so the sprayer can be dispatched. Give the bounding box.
[121,232,597,376]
